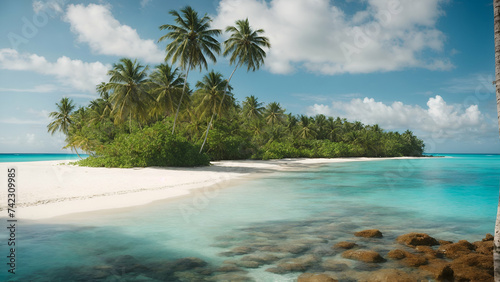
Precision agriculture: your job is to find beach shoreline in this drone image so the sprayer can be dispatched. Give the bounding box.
[0,157,420,220]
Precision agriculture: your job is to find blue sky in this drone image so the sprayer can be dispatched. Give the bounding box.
[0,0,498,153]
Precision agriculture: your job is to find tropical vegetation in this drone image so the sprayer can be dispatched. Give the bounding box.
[47,6,425,168]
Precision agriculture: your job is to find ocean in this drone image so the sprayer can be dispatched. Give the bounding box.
[0,153,87,163]
[0,154,499,281]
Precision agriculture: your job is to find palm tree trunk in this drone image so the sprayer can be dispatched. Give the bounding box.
[199,65,238,153]
[199,102,218,154]
[172,61,191,135]
[73,146,82,159]
[494,0,500,279]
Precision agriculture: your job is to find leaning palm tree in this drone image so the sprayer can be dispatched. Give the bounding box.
[149,63,185,119]
[47,97,82,159]
[198,19,270,153]
[47,97,75,136]
[493,0,500,278]
[196,71,233,152]
[217,18,270,112]
[242,95,265,120]
[158,6,221,134]
[105,58,152,129]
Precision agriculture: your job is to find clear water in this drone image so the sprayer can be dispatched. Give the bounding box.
[0,154,88,163]
[1,155,499,281]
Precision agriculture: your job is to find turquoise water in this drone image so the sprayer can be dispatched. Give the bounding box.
[0,154,88,162]
[1,155,499,281]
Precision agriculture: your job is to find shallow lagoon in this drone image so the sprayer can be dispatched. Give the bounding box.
[1,155,499,281]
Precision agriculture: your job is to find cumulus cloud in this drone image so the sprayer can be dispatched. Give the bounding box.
[33,0,64,15]
[64,4,164,63]
[306,95,493,140]
[0,48,109,92]
[213,0,452,75]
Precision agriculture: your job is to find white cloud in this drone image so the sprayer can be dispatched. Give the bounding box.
[64,4,164,63]
[0,48,109,92]
[213,0,452,75]
[306,95,493,140]
[33,0,64,15]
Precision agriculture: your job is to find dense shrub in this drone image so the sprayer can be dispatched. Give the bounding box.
[77,123,209,167]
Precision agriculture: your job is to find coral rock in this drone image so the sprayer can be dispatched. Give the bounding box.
[354,229,383,238]
[396,233,439,247]
[342,249,386,263]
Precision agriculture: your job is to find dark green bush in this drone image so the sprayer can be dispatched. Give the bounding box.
[77,122,210,167]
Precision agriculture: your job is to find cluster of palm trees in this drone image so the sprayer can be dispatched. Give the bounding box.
[48,5,270,156]
[47,5,424,161]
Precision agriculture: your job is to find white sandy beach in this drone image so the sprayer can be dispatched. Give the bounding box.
[0,157,416,220]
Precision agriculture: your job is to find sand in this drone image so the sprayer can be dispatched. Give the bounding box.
[0,157,416,220]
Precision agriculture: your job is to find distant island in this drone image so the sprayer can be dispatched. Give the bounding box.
[46,6,424,168]
[47,81,424,168]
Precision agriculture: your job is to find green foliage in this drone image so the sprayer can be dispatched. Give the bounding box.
[77,122,209,167]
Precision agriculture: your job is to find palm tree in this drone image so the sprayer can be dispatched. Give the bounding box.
[105,58,152,129]
[218,18,270,111]
[298,115,317,139]
[47,97,75,136]
[242,95,265,120]
[264,102,285,126]
[314,114,327,139]
[494,0,500,277]
[326,116,342,142]
[158,6,221,134]
[198,19,271,153]
[89,84,113,124]
[47,97,84,159]
[149,63,185,119]
[196,71,233,152]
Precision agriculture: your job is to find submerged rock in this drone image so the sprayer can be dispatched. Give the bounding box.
[396,233,439,247]
[419,259,454,281]
[483,233,494,241]
[216,264,248,273]
[209,272,254,282]
[438,240,453,245]
[265,267,288,274]
[278,244,310,254]
[450,253,494,281]
[171,257,208,271]
[387,249,427,267]
[320,259,349,271]
[234,260,262,268]
[415,245,439,259]
[276,254,321,272]
[387,249,408,260]
[240,253,279,264]
[361,268,423,282]
[437,240,475,259]
[297,273,338,282]
[342,249,385,263]
[333,241,357,250]
[354,229,383,238]
[473,240,494,256]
